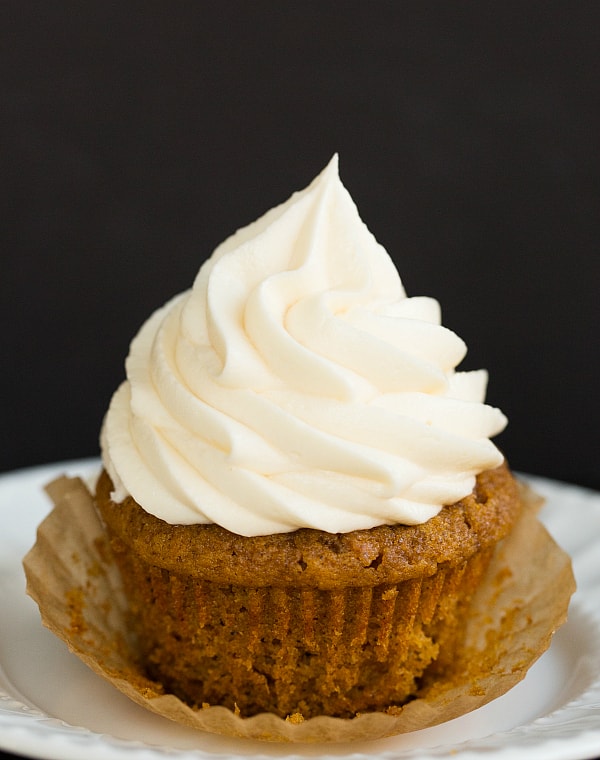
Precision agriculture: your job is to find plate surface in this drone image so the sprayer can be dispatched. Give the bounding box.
[1,460,600,760]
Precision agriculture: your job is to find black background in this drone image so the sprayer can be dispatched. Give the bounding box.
[2,1,599,494]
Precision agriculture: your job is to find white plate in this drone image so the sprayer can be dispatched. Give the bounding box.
[1,460,600,760]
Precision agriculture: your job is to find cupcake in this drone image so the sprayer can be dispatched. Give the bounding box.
[95,155,520,720]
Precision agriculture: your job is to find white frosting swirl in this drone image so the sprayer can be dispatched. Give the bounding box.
[101,155,507,535]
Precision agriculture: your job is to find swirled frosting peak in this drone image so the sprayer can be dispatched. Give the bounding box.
[101,155,507,535]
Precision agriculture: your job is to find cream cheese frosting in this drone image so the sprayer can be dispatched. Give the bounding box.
[101,155,507,536]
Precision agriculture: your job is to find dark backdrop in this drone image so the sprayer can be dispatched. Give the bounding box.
[2,2,599,490]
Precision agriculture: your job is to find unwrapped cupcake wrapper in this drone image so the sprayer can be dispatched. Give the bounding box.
[23,476,575,743]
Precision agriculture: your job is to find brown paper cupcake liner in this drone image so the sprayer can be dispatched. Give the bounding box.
[23,476,575,743]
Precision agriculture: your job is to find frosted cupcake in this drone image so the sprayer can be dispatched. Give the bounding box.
[96,156,519,719]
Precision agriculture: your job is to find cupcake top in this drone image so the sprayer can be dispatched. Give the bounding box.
[101,156,506,536]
